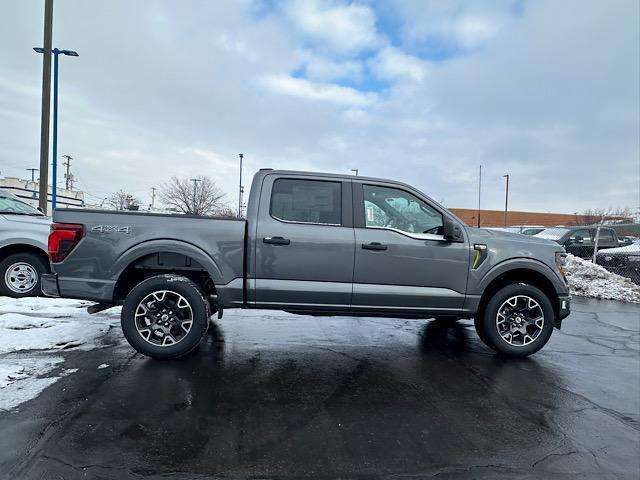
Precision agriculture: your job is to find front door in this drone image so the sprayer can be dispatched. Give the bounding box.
[351,182,469,314]
[253,175,355,309]
[565,229,593,258]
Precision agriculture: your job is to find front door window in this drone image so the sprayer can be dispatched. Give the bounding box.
[363,185,443,236]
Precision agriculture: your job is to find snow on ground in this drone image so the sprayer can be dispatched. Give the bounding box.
[565,254,640,303]
[0,356,64,411]
[0,296,119,412]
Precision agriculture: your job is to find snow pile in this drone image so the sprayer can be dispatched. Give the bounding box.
[0,296,119,412]
[565,254,640,303]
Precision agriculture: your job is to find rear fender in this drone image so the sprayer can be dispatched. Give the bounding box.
[112,239,225,297]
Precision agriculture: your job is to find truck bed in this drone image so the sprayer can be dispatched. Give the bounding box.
[50,209,246,304]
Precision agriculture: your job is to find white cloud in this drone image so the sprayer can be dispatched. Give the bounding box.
[285,0,380,54]
[370,47,427,83]
[388,0,509,51]
[260,74,376,107]
[302,54,363,82]
[455,15,502,49]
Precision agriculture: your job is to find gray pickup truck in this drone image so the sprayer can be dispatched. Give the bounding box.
[43,169,571,358]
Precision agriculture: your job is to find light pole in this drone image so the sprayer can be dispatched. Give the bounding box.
[34,47,78,210]
[190,178,201,214]
[351,169,358,176]
[503,174,510,227]
[238,154,244,218]
[477,165,482,228]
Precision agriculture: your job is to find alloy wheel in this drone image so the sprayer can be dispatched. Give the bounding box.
[495,295,544,346]
[134,290,194,347]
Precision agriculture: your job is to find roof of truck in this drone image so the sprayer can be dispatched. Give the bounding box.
[258,169,408,186]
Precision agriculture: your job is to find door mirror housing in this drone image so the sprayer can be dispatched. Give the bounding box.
[443,217,464,243]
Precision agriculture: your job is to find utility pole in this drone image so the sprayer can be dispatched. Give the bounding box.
[351,169,359,176]
[26,168,39,182]
[477,165,482,228]
[62,154,72,189]
[238,153,244,218]
[503,174,510,227]
[150,187,156,210]
[37,0,54,214]
[190,178,201,214]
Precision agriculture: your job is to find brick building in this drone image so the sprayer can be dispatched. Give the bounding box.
[450,208,597,228]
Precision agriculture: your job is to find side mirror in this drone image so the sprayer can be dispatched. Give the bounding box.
[443,217,464,243]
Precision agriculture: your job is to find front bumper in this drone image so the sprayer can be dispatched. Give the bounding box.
[41,273,60,297]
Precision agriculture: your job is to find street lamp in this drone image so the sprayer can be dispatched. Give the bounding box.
[503,174,510,227]
[351,169,358,176]
[238,154,244,218]
[34,47,78,210]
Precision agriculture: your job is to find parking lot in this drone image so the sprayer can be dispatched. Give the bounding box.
[0,296,638,479]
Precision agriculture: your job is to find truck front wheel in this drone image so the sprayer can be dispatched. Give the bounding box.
[121,275,210,359]
[477,284,554,357]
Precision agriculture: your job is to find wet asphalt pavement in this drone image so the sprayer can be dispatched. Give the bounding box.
[0,296,639,479]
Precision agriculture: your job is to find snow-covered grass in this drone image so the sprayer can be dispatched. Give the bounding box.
[0,296,119,412]
[565,254,640,303]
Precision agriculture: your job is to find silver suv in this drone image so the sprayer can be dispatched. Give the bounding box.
[0,189,51,297]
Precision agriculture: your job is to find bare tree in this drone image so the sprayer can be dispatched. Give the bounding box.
[106,190,140,211]
[159,176,228,215]
[575,207,633,225]
[215,206,238,217]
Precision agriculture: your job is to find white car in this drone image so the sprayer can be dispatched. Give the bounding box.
[0,189,51,297]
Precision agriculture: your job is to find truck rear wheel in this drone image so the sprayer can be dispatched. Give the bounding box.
[478,284,554,357]
[0,252,48,298]
[121,275,210,359]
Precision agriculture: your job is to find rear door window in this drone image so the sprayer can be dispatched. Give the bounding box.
[597,229,615,242]
[270,179,342,225]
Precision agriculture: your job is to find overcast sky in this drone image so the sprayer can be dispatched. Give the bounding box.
[1,0,638,214]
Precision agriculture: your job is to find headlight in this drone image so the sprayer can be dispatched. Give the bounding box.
[555,252,567,280]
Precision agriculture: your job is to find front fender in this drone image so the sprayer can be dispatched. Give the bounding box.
[0,237,48,254]
[472,257,568,296]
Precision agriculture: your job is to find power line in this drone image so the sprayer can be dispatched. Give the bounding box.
[62,154,74,190]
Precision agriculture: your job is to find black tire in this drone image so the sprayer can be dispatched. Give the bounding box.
[121,275,210,359]
[0,252,48,298]
[479,283,554,358]
[473,312,496,351]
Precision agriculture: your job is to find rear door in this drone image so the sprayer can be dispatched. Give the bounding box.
[253,175,355,309]
[351,182,469,313]
[595,228,617,251]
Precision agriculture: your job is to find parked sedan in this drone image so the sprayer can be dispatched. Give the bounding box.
[596,242,640,285]
[0,190,51,297]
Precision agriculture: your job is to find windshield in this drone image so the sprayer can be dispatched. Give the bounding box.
[535,228,569,240]
[0,195,44,216]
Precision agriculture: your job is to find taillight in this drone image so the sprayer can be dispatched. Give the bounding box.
[48,223,84,263]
